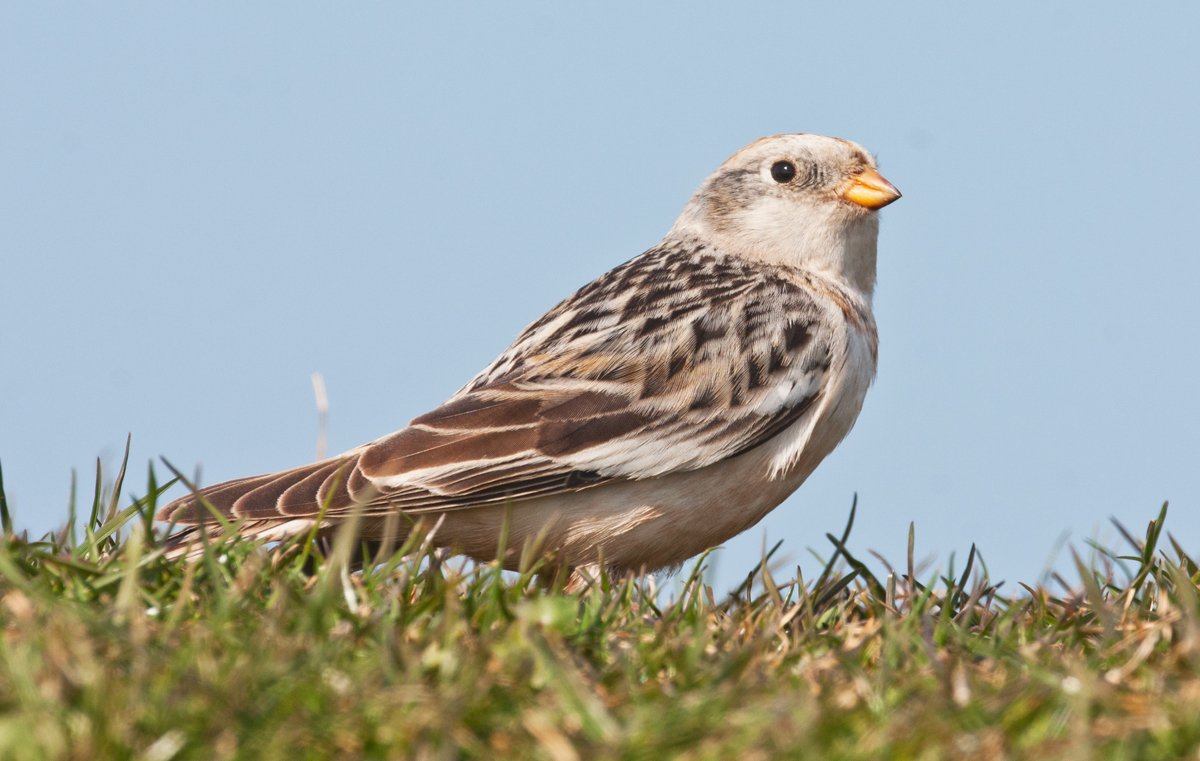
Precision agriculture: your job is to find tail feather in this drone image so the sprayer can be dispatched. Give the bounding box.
[163,472,281,524]
[280,458,356,517]
[161,517,332,559]
[232,470,315,519]
[156,456,361,526]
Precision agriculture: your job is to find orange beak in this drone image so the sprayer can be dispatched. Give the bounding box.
[838,168,901,210]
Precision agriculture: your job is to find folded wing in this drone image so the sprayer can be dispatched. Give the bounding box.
[158,242,839,527]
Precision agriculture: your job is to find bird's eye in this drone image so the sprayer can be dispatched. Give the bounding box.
[770,161,797,184]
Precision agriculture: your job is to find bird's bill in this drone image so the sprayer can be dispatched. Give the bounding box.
[838,168,901,210]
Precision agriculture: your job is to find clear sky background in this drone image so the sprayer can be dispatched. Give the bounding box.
[2,3,1197,592]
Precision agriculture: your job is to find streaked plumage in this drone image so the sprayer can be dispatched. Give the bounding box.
[158,134,900,574]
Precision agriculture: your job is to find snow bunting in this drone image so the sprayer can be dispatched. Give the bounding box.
[158,134,900,574]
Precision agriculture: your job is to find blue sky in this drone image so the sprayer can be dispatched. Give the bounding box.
[2,3,1197,591]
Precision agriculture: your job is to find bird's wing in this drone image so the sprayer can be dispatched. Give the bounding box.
[159,241,848,526]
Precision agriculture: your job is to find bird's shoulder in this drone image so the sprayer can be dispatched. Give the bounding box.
[460,235,869,396]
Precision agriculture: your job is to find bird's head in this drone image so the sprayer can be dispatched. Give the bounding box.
[671,134,900,296]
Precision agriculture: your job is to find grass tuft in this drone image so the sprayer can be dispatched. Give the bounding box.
[0,461,1197,759]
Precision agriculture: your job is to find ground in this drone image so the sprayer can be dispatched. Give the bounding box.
[0,463,1197,760]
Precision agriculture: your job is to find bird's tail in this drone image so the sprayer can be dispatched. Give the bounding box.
[156,453,375,558]
[161,516,334,560]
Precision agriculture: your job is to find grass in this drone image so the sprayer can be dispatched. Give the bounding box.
[0,456,1198,760]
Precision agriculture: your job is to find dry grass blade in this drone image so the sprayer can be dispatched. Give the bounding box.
[0,460,11,537]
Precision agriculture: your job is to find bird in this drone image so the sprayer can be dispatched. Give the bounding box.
[157,133,900,578]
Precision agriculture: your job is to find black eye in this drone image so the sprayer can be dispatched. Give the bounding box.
[770,160,797,183]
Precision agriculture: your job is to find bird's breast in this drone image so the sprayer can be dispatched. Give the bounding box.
[765,310,877,479]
